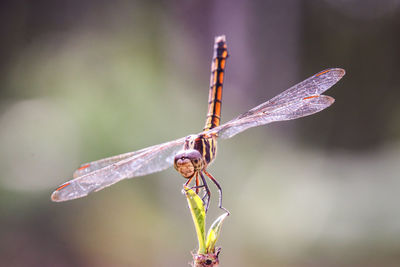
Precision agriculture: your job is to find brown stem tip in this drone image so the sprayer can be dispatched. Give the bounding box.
[192,249,220,267]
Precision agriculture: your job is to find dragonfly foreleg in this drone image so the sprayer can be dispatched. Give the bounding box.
[186,173,204,190]
[204,170,230,215]
[184,176,193,187]
[195,173,200,194]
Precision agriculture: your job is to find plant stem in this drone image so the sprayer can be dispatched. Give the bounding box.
[191,249,220,267]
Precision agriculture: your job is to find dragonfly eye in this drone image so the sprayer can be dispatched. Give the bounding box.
[174,150,203,178]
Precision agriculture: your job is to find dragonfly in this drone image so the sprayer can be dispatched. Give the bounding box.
[51,35,345,213]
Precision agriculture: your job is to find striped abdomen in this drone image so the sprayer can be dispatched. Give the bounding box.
[203,35,229,131]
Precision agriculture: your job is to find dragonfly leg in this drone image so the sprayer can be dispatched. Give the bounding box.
[184,177,193,187]
[199,171,211,212]
[201,190,209,203]
[204,170,230,215]
[183,176,207,201]
[195,172,200,194]
[187,174,206,192]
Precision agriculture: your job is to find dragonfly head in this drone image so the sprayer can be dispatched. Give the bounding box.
[174,149,203,178]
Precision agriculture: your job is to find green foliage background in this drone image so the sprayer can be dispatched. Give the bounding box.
[1,1,400,266]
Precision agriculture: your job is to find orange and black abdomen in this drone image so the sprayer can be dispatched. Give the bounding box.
[203,35,229,131]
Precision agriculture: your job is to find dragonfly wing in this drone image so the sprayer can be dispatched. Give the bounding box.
[73,144,168,178]
[237,68,344,119]
[214,95,334,139]
[211,68,345,139]
[51,137,186,202]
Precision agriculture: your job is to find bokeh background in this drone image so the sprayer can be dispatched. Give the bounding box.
[1,1,400,266]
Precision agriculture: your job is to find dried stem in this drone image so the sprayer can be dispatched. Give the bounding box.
[191,248,220,267]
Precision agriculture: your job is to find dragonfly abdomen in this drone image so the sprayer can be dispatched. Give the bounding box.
[204,35,229,131]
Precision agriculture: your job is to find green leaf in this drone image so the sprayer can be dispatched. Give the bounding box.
[184,186,206,254]
[205,212,229,253]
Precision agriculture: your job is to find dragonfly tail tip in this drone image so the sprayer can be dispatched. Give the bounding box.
[215,35,226,42]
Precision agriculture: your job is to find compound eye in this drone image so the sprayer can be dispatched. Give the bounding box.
[187,150,202,160]
[174,149,201,164]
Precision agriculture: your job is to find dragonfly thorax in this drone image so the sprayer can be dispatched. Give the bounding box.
[174,149,203,179]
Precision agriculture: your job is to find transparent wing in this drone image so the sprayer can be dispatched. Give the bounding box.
[73,145,165,178]
[210,68,345,139]
[51,137,186,202]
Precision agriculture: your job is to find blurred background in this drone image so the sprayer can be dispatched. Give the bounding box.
[1,0,400,266]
